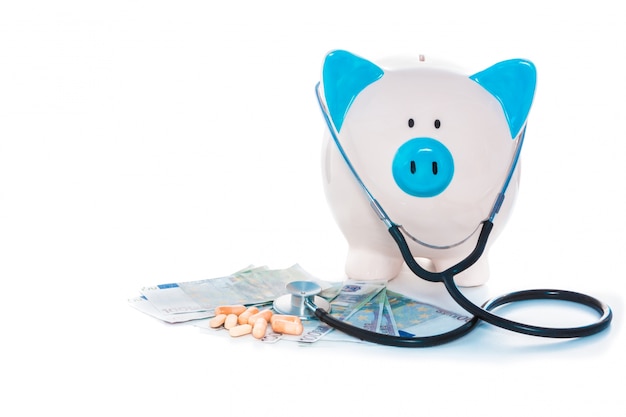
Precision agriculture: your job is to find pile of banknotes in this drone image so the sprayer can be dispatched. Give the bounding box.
[129,264,471,344]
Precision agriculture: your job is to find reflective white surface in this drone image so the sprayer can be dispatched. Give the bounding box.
[0,1,623,416]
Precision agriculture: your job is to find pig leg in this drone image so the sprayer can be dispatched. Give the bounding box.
[345,242,404,281]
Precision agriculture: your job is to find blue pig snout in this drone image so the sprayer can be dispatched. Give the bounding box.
[391,138,454,197]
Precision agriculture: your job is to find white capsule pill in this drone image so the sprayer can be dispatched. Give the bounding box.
[224,313,239,330]
[252,318,268,339]
[209,313,227,328]
[238,306,259,325]
[229,324,252,337]
[248,309,273,325]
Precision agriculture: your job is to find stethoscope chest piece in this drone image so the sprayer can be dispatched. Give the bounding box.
[273,281,331,320]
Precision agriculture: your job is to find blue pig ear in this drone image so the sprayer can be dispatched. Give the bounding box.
[322,50,384,132]
[470,59,536,138]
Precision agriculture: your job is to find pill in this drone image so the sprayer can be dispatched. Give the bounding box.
[252,317,268,339]
[271,318,303,335]
[248,309,273,325]
[229,324,252,337]
[238,306,260,325]
[224,313,239,329]
[270,314,302,327]
[215,305,247,316]
[209,313,227,328]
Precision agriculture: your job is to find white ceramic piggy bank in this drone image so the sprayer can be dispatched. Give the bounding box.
[318,50,536,286]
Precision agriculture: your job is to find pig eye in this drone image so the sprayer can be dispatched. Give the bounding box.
[408,118,415,128]
[434,119,441,129]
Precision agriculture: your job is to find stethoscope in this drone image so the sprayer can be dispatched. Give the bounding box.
[274,83,613,348]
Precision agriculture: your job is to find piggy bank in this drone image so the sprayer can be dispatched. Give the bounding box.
[318,50,536,286]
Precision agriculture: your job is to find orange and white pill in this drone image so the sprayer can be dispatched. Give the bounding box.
[248,309,273,325]
[209,313,227,328]
[224,313,239,330]
[252,317,268,339]
[270,314,302,326]
[215,305,247,316]
[229,324,252,337]
[238,306,259,325]
[271,318,303,336]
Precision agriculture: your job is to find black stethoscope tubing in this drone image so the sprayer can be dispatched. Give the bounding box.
[309,220,612,347]
[391,221,613,339]
[308,297,480,348]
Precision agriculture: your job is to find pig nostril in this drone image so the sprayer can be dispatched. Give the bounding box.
[410,161,439,175]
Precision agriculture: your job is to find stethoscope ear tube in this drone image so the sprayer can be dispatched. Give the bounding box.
[387,221,494,282]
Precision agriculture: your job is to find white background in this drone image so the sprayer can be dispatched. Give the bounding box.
[1,1,624,416]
